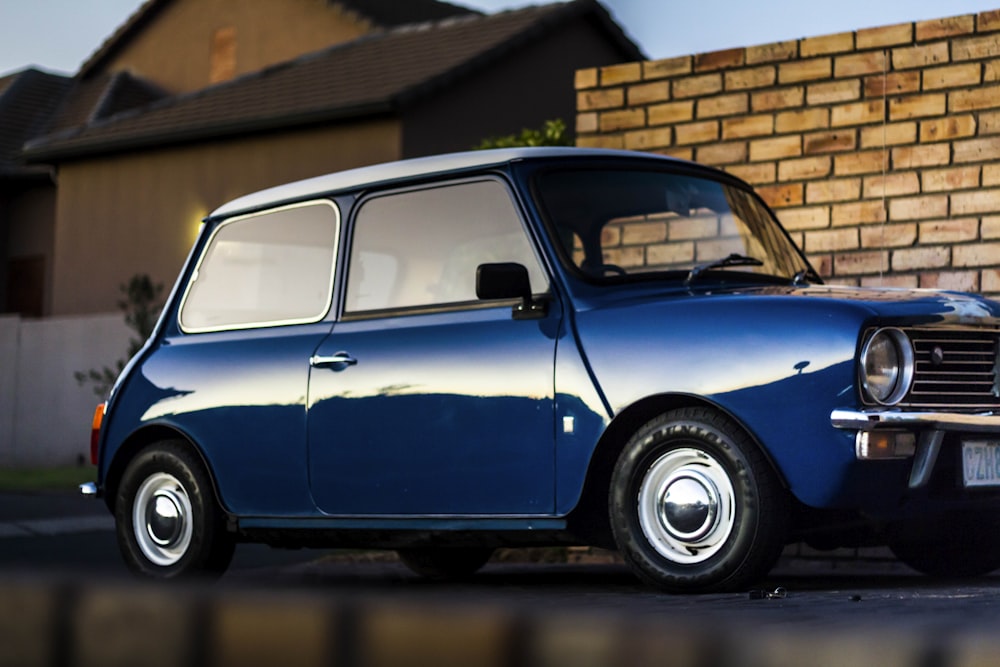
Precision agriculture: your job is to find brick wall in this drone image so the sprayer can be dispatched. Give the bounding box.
[575,10,1000,297]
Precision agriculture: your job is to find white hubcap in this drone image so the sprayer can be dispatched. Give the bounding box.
[133,472,193,567]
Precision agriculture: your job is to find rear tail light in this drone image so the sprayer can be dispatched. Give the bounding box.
[90,403,106,465]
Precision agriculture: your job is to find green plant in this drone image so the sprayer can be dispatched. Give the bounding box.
[75,274,164,397]
[475,118,570,149]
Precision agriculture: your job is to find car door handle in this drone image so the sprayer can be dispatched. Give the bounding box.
[309,352,358,368]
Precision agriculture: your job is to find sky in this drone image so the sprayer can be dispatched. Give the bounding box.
[2,0,1000,77]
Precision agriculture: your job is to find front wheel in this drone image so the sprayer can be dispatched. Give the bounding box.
[609,408,788,593]
[115,440,234,579]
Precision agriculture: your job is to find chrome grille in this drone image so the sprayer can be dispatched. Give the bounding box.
[904,327,1000,408]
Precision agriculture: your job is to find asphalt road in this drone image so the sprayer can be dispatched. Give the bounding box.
[4,490,1000,636]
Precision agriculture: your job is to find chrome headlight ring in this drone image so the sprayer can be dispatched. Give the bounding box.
[860,327,914,406]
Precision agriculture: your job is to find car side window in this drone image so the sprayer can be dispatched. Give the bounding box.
[344,179,547,313]
[179,200,339,332]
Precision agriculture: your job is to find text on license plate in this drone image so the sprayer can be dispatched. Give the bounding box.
[962,441,1000,487]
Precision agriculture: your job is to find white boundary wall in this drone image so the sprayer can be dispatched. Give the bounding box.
[0,314,130,467]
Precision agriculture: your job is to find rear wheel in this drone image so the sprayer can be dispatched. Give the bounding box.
[115,440,234,579]
[397,547,494,579]
[609,407,788,593]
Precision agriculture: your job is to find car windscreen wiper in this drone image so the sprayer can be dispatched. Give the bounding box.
[684,253,764,286]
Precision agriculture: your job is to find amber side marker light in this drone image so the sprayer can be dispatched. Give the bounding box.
[90,402,106,465]
[856,431,916,460]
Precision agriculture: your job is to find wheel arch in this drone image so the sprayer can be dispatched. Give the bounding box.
[567,393,788,546]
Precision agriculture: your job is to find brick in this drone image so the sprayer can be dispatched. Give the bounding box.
[746,40,798,64]
[920,218,980,243]
[893,246,951,271]
[835,250,889,275]
[695,47,744,72]
[889,94,946,121]
[725,66,776,91]
[922,166,981,192]
[721,114,774,139]
[862,274,917,288]
[675,120,719,145]
[647,241,695,265]
[673,73,723,98]
[779,58,832,83]
[810,253,834,277]
[696,142,748,166]
[778,156,831,181]
[889,194,950,220]
[576,134,624,149]
[950,86,1000,112]
[778,206,830,231]
[919,271,979,292]
[832,200,887,226]
[670,216,723,240]
[986,164,1000,186]
[984,270,1000,294]
[920,115,977,142]
[892,43,950,70]
[982,10,1000,32]
[864,71,920,97]
[577,88,623,111]
[807,80,861,105]
[648,100,695,125]
[599,108,646,132]
[857,22,914,49]
[860,122,917,148]
[862,172,920,199]
[987,59,1000,82]
[954,242,1000,267]
[756,183,804,208]
[922,63,982,91]
[776,108,829,133]
[834,51,887,78]
[806,178,861,204]
[892,143,951,169]
[916,15,975,41]
[983,215,1000,238]
[952,188,1000,215]
[750,135,801,161]
[622,221,667,245]
[643,56,692,80]
[801,32,854,57]
[662,147,694,160]
[805,227,859,252]
[954,137,1000,164]
[835,150,888,176]
[576,112,598,134]
[804,130,856,154]
[603,245,646,267]
[831,100,884,127]
[575,68,598,90]
[982,111,1000,135]
[627,81,670,106]
[860,223,917,248]
[601,62,642,85]
[726,162,776,184]
[624,127,673,151]
[953,34,1000,61]
[751,87,805,111]
[697,93,749,118]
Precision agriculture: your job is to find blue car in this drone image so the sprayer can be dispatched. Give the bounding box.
[84,147,1000,592]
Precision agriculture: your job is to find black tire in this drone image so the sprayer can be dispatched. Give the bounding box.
[114,440,235,579]
[888,512,1000,577]
[609,407,788,593]
[397,547,494,579]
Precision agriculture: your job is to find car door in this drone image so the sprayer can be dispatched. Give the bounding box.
[307,177,560,516]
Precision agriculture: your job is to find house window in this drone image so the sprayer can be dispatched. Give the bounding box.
[210,26,237,83]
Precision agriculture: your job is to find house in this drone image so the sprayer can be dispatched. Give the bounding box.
[5,0,642,316]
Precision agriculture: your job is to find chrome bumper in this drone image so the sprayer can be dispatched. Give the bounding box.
[831,409,1000,489]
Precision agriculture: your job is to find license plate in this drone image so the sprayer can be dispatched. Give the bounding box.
[962,441,1000,487]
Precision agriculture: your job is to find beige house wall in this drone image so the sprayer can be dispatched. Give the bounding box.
[97,0,371,91]
[51,119,401,315]
[575,10,1000,298]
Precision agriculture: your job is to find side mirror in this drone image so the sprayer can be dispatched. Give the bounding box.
[476,263,547,320]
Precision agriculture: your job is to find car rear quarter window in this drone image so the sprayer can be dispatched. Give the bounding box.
[344,179,547,314]
[179,200,339,332]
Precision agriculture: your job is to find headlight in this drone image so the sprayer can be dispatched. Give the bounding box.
[860,328,914,405]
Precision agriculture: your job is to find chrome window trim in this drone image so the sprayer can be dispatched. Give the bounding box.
[178,199,341,334]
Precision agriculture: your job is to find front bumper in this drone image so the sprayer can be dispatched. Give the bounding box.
[831,409,1000,489]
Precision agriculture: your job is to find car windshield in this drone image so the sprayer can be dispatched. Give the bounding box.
[533,167,815,284]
